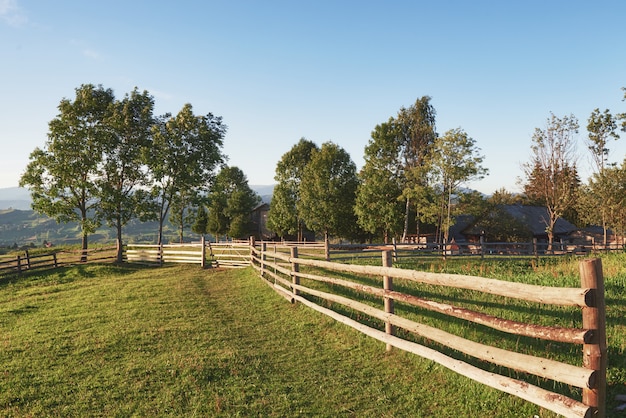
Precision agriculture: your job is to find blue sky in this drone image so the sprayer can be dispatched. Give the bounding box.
[1,0,625,194]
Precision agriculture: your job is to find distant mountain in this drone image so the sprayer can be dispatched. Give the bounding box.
[251,184,275,204]
[0,185,275,211]
[0,187,32,210]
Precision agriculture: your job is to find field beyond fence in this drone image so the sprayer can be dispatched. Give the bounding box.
[249,240,608,418]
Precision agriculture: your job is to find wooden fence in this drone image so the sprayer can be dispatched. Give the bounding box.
[250,242,607,418]
[126,242,206,267]
[125,239,251,268]
[0,246,118,276]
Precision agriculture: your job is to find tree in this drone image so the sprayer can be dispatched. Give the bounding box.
[207,166,261,240]
[97,88,155,262]
[426,128,488,243]
[148,104,226,245]
[298,142,359,243]
[266,138,318,240]
[586,108,619,173]
[192,205,209,238]
[20,84,115,261]
[523,113,579,250]
[355,120,404,243]
[579,162,626,246]
[584,108,620,245]
[395,97,438,241]
[489,187,524,205]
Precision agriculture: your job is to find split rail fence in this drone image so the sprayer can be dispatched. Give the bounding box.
[125,239,251,268]
[250,242,607,418]
[0,246,117,277]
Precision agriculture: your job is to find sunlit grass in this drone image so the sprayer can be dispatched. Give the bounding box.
[1,255,623,416]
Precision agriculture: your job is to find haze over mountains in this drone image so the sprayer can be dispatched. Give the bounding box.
[0,186,275,211]
[0,187,32,211]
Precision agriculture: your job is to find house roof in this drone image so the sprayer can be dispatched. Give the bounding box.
[501,205,577,236]
[449,205,577,241]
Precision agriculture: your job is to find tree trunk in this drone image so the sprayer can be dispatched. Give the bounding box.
[80,209,88,262]
[116,218,123,264]
[81,231,88,262]
[158,218,164,246]
[402,198,410,243]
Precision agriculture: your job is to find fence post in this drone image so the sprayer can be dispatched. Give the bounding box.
[533,238,538,260]
[201,236,206,268]
[479,235,485,259]
[159,243,164,267]
[249,236,256,266]
[579,258,607,417]
[25,250,31,270]
[291,246,299,298]
[382,250,394,352]
[16,255,22,275]
[53,253,58,268]
[260,242,267,278]
[324,235,330,261]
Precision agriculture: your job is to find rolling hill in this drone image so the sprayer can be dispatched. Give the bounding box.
[0,185,275,247]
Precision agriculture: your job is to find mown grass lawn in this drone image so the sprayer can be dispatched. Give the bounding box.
[0,261,617,417]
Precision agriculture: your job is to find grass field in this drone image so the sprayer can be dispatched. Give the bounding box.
[0,258,624,416]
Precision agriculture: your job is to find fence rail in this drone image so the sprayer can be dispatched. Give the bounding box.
[250,242,607,418]
[0,246,117,276]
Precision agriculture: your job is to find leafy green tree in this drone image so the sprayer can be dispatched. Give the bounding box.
[20,84,114,261]
[426,128,488,243]
[489,188,524,205]
[97,88,155,262]
[583,108,620,245]
[266,182,297,239]
[355,121,404,243]
[207,166,261,240]
[395,97,438,240]
[148,104,226,244]
[266,138,318,240]
[587,108,619,172]
[192,205,209,239]
[523,113,580,250]
[298,142,359,243]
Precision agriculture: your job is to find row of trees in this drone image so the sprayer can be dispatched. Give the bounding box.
[20,84,260,262]
[267,96,488,244]
[522,88,626,249]
[268,89,626,247]
[21,85,625,259]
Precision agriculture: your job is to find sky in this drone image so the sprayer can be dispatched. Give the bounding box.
[1,0,625,195]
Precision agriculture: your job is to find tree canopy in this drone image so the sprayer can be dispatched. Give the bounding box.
[207,166,261,240]
[20,84,115,260]
[298,142,359,242]
[266,138,318,240]
[20,84,228,255]
[148,103,226,244]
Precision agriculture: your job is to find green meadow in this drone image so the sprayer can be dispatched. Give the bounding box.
[1,254,624,416]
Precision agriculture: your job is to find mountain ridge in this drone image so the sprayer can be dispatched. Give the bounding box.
[0,185,275,210]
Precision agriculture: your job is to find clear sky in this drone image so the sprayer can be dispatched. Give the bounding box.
[2,0,625,194]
